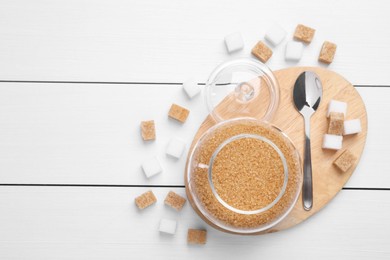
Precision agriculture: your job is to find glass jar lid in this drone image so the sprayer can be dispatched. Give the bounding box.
[204,58,280,122]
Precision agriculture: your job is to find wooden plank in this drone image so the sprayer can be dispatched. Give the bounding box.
[0,186,389,259]
[0,83,208,185]
[0,0,389,84]
[0,83,387,188]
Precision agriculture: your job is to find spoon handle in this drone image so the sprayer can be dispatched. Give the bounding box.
[303,117,313,211]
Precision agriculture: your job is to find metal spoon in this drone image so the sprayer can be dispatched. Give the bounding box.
[293,71,323,211]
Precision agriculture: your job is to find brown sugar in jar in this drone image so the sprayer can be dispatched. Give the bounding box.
[212,137,285,212]
[186,119,302,234]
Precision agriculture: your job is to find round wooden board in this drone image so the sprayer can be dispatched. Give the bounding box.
[185,67,368,234]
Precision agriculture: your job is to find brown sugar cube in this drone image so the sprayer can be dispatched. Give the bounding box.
[328,112,344,135]
[251,41,273,63]
[333,149,357,172]
[294,24,316,43]
[319,41,337,64]
[164,191,186,211]
[187,229,207,245]
[134,190,157,210]
[140,120,156,141]
[168,103,190,123]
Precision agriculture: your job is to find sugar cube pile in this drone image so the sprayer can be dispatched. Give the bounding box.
[285,41,304,61]
[323,97,362,170]
[166,138,186,159]
[159,218,177,235]
[224,32,244,53]
[141,156,163,178]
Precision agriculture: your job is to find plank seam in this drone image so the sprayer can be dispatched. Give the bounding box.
[0,183,185,188]
[0,80,388,88]
[0,183,389,191]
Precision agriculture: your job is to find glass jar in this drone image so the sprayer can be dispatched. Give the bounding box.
[185,58,302,234]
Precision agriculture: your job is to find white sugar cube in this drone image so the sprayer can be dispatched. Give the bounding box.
[285,41,304,61]
[141,156,162,178]
[159,218,177,235]
[322,134,343,150]
[224,32,244,53]
[183,78,200,99]
[265,24,286,46]
[166,138,186,159]
[344,119,362,135]
[327,99,347,117]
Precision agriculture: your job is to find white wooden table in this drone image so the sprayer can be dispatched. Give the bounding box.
[0,1,389,259]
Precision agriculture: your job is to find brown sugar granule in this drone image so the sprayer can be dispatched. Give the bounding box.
[251,41,273,63]
[333,149,357,172]
[140,120,156,141]
[328,112,344,135]
[187,229,207,245]
[164,191,187,211]
[168,103,190,123]
[319,41,337,64]
[191,120,302,229]
[212,138,284,211]
[135,190,157,210]
[294,24,316,43]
